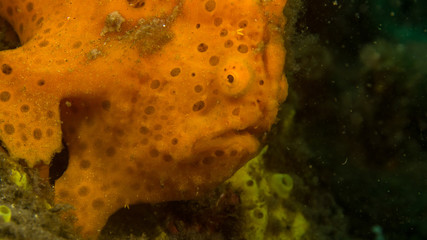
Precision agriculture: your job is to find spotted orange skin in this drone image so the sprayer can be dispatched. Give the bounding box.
[0,0,287,238]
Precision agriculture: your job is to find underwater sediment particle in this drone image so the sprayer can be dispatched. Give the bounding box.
[0,0,288,238]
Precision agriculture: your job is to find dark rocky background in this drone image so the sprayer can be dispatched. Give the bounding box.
[268,0,427,239]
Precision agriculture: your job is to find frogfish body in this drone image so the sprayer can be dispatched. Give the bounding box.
[0,0,287,238]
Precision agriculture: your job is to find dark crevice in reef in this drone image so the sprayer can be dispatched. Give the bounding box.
[49,141,69,185]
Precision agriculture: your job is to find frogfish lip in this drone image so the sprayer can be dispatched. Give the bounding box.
[191,128,261,170]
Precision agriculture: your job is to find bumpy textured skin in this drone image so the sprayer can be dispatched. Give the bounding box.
[0,0,287,238]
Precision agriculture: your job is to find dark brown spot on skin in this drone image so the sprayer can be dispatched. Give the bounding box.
[106,147,116,157]
[72,41,82,49]
[78,142,88,152]
[78,186,89,196]
[144,106,155,115]
[33,128,42,140]
[36,17,44,26]
[224,40,233,48]
[220,29,228,37]
[149,148,159,158]
[80,159,91,169]
[0,91,11,102]
[194,85,203,93]
[139,126,149,134]
[171,138,178,145]
[101,100,111,111]
[150,80,160,89]
[197,43,208,52]
[46,128,53,137]
[202,156,214,165]
[214,17,222,26]
[1,64,12,75]
[209,56,219,66]
[215,150,225,157]
[37,79,45,86]
[170,68,181,77]
[26,2,34,12]
[205,0,216,12]
[238,20,248,28]
[238,44,249,53]
[163,154,173,162]
[4,124,14,135]
[92,198,105,209]
[47,111,54,118]
[39,40,49,47]
[192,101,205,111]
[115,128,125,137]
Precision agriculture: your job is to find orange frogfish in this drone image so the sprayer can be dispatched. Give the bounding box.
[0,0,288,238]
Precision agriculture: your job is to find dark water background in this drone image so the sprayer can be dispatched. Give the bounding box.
[268,0,427,239]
